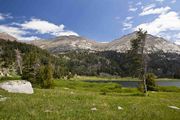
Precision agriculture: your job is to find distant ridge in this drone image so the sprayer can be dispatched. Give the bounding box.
[29,35,107,53]
[29,32,180,54]
[0,32,17,41]
[1,32,180,54]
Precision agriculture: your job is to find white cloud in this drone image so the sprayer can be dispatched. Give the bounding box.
[123,22,132,30]
[135,11,180,44]
[21,19,64,34]
[100,41,109,43]
[176,33,180,39]
[141,4,156,11]
[173,33,180,45]
[129,5,138,12]
[0,25,40,40]
[0,14,5,20]
[0,18,79,40]
[20,18,78,36]
[174,33,180,39]
[126,16,133,20]
[129,8,138,12]
[136,2,142,6]
[0,13,12,20]
[140,6,171,16]
[171,0,176,3]
[135,11,180,35]
[175,41,180,45]
[18,36,40,41]
[156,0,164,2]
[52,30,79,36]
[122,17,133,30]
[0,25,27,37]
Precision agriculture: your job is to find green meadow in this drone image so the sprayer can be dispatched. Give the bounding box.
[0,80,180,120]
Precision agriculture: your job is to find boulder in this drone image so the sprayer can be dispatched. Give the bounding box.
[0,80,34,94]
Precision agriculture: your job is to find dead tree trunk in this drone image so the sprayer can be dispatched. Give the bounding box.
[15,49,22,75]
[140,30,147,94]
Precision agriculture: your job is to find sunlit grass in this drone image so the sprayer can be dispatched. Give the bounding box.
[68,76,180,81]
[69,76,139,81]
[0,80,180,120]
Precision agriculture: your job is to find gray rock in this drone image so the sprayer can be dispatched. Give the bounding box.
[0,80,34,94]
[168,106,180,110]
[91,107,97,111]
[118,106,123,110]
[0,97,8,102]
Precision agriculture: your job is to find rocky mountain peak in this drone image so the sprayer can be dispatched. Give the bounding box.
[107,32,180,54]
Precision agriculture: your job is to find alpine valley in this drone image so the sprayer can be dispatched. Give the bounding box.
[0,32,180,78]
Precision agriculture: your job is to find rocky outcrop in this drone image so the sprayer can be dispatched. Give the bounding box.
[0,80,34,94]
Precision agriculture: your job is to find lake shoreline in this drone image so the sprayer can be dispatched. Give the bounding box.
[84,80,180,87]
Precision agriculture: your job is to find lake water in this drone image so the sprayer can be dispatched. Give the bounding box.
[84,80,180,88]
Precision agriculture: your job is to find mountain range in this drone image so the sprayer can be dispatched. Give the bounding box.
[1,32,180,54]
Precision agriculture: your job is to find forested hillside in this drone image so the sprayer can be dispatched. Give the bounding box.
[0,40,50,75]
[58,50,180,78]
[1,39,180,82]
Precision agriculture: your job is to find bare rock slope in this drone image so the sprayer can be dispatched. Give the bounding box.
[30,36,107,53]
[30,32,180,54]
[107,32,180,53]
[0,33,17,41]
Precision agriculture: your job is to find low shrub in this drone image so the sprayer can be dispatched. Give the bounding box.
[100,83,122,93]
[138,73,158,92]
[146,73,158,91]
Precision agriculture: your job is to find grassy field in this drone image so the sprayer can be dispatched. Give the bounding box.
[70,76,139,81]
[0,80,180,120]
[1,76,179,82]
[69,76,180,81]
[156,78,180,81]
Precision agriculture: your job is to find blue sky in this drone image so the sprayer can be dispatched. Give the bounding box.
[0,0,179,44]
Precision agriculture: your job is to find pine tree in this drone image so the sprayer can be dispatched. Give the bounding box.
[41,62,54,88]
[22,51,40,85]
[129,29,148,94]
